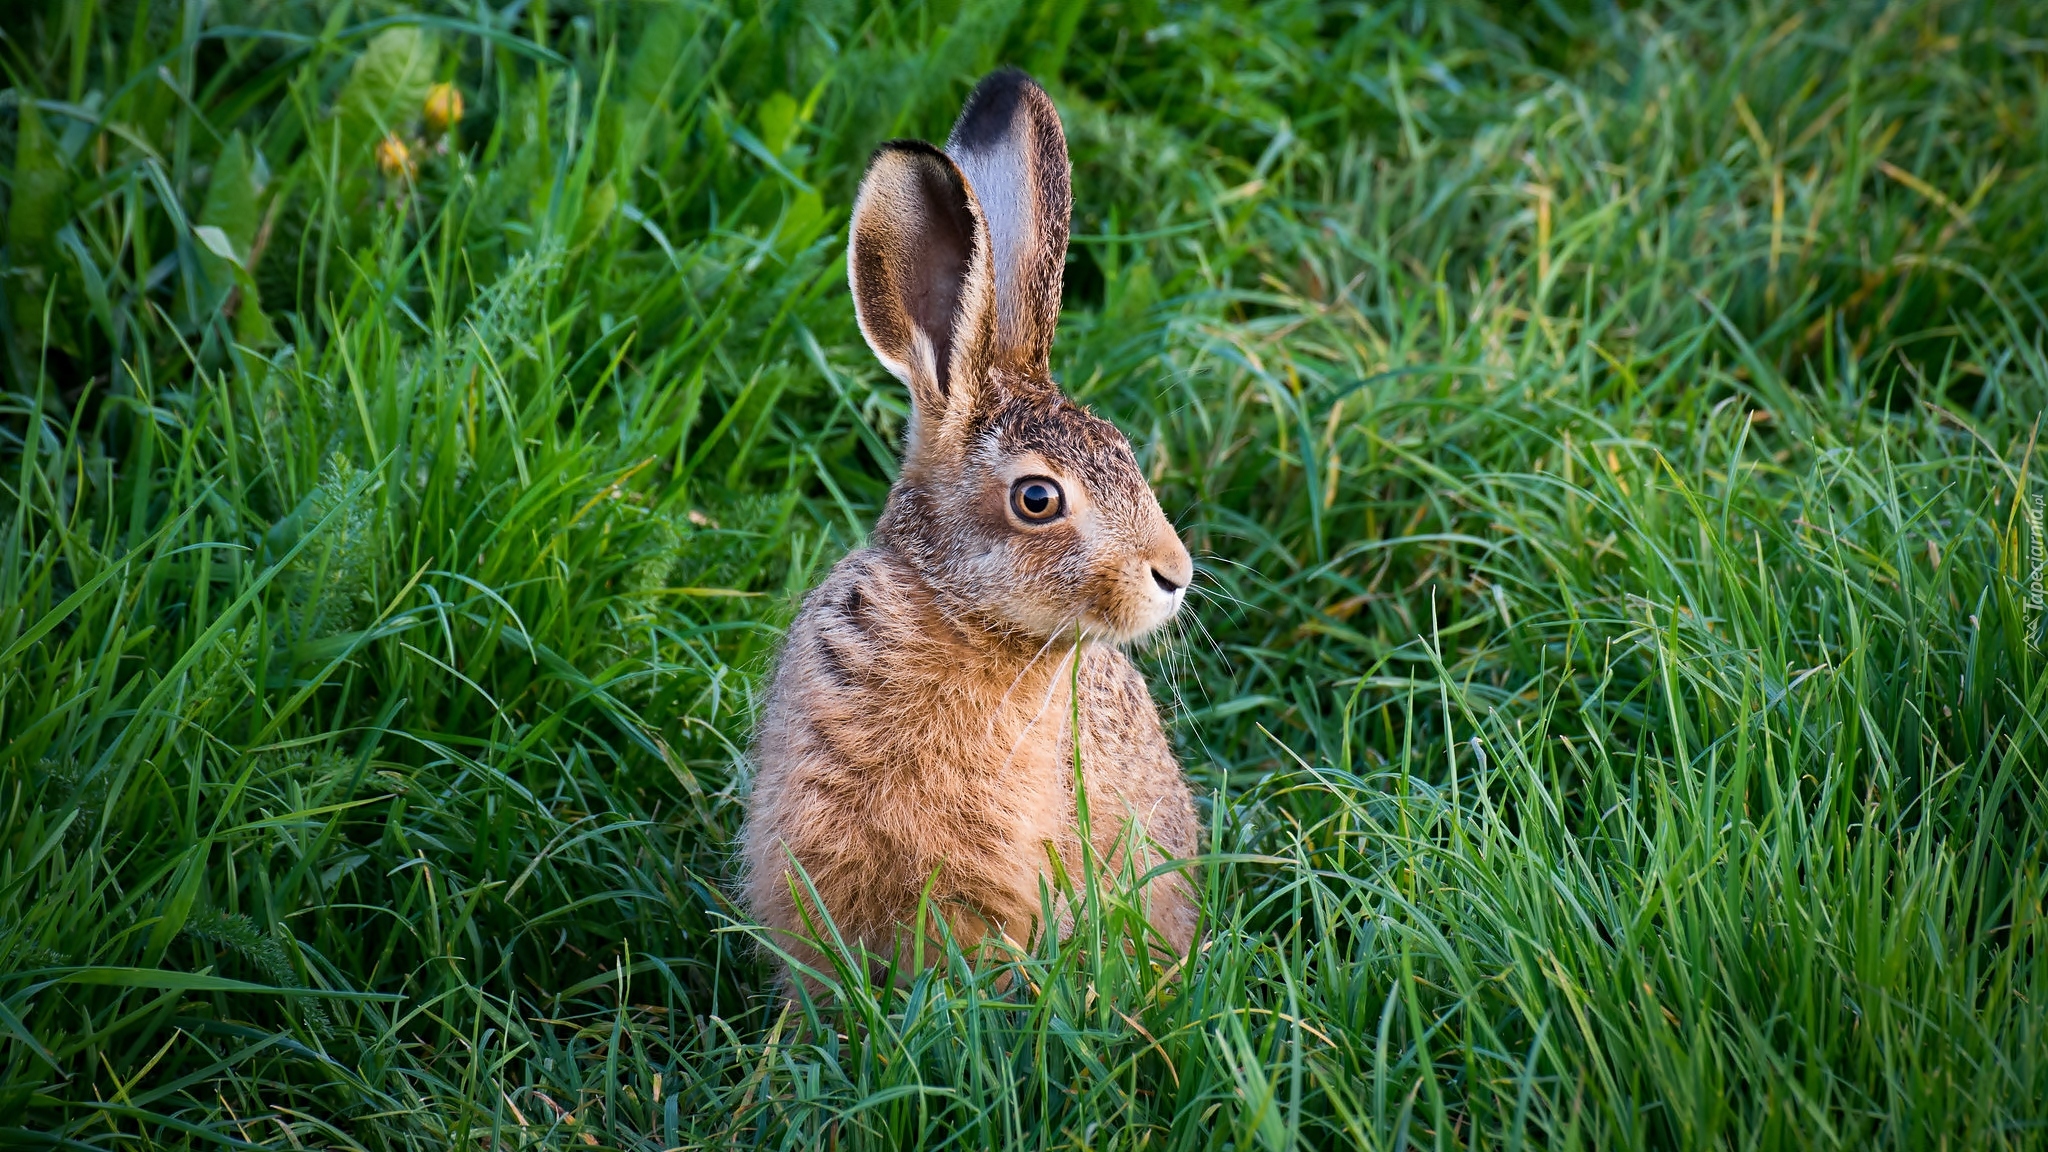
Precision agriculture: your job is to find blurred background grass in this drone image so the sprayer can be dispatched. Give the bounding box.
[2,0,2047,1147]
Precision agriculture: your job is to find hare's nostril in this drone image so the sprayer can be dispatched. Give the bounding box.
[1152,568,1182,594]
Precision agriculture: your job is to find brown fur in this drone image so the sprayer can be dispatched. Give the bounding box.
[739,71,1199,985]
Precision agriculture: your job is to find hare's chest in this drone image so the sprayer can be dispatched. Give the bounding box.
[937,685,1078,837]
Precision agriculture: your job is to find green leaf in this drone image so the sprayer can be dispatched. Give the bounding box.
[193,226,240,266]
[1024,0,1089,80]
[5,101,66,255]
[6,99,70,342]
[234,290,278,347]
[757,91,800,157]
[336,27,438,172]
[199,135,261,255]
[146,844,208,957]
[195,133,278,342]
[625,6,689,110]
[774,189,827,257]
[573,176,618,249]
[54,224,112,337]
[42,967,400,1000]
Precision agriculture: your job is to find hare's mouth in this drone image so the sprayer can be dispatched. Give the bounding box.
[982,566,1184,646]
[1084,575,1184,645]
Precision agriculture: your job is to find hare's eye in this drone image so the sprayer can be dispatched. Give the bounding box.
[1010,477,1065,523]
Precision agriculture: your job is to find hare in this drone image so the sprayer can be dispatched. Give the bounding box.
[739,70,1199,986]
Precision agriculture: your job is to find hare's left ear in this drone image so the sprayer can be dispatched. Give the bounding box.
[947,69,1071,372]
[848,141,998,468]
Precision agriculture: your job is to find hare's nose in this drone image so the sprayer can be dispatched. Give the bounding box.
[1149,534,1194,595]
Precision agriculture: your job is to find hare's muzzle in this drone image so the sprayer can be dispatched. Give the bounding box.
[1149,536,1193,597]
[1136,525,1195,633]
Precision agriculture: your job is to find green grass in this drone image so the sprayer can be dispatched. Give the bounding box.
[4,0,2047,1147]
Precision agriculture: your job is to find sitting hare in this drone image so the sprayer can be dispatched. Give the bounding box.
[740,70,1199,985]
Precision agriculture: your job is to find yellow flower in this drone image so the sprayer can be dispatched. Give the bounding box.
[375,133,415,180]
[424,83,464,136]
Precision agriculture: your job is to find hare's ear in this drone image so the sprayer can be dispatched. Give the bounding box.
[848,141,996,461]
[946,69,1071,371]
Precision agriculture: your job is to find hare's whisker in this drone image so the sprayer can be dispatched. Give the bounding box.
[1157,619,1234,776]
[1186,583,1251,617]
[1168,617,1216,709]
[988,626,1070,735]
[1193,549,1259,573]
[1197,628,1231,682]
[1158,628,1196,726]
[998,633,1084,775]
[1180,598,1234,669]
[1187,571,1255,613]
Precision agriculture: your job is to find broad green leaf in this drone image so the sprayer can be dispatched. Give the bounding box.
[145,843,207,957]
[774,189,827,257]
[6,99,69,342]
[192,133,275,342]
[625,7,688,110]
[5,100,66,254]
[234,290,278,347]
[336,27,439,172]
[54,223,112,337]
[573,176,618,249]
[757,91,800,156]
[193,225,240,267]
[198,134,261,255]
[619,4,704,172]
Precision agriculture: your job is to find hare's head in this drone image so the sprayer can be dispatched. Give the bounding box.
[851,71,1190,646]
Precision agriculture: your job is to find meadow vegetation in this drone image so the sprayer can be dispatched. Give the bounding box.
[3,0,2047,1147]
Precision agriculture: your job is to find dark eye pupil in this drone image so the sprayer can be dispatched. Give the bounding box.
[1023,485,1051,513]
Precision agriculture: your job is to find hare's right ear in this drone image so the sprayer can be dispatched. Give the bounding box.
[848,141,996,464]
